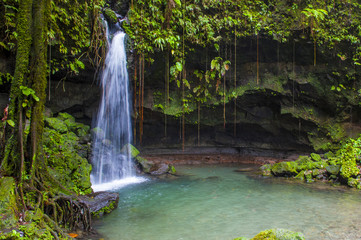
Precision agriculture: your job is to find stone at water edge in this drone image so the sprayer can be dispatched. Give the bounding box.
[233,228,305,240]
[135,156,152,173]
[149,163,171,175]
[326,165,341,175]
[271,161,298,177]
[78,192,119,217]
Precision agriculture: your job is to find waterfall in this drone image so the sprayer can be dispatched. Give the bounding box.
[91,30,146,191]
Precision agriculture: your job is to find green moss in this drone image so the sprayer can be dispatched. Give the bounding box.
[92,201,117,218]
[271,161,298,177]
[325,165,341,175]
[0,177,18,229]
[57,112,75,122]
[103,8,118,24]
[43,116,92,195]
[310,153,321,161]
[304,170,314,182]
[169,165,176,174]
[294,170,305,181]
[251,228,305,240]
[260,164,272,176]
[44,117,68,133]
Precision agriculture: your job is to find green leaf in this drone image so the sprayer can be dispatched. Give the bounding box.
[214,43,219,52]
[176,62,183,72]
[7,120,15,127]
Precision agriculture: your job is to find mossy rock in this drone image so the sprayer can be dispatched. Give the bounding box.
[294,170,305,181]
[251,228,305,240]
[310,153,321,162]
[135,156,152,173]
[103,8,118,24]
[347,178,361,189]
[304,170,314,182]
[43,128,92,195]
[260,164,272,176]
[79,192,119,218]
[91,127,105,139]
[44,117,68,133]
[271,161,298,177]
[57,112,75,122]
[169,165,176,174]
[295,156,328,172]
[0,177,18,229]
[120,143,140,158]
[326,165,341,175]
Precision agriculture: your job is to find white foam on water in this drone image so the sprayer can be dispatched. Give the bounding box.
[92,176,148,192]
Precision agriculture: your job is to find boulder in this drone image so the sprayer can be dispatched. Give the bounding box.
[326,165,341,175]
[120,144,140,158]
[304,170,314,182]
[135,156,152,173]
[294,170,305,181]
[103,8,118,24]
[250,228,305,240]
[0,177,18,229]
[79,191,119,217]
[44,117,68,133]
[260,164,272,176]
[149,163,171,176]
[310,153,321,161]
[271,161,298,177]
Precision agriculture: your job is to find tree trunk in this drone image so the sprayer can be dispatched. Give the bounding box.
[29,0,50,178]
[256,34,259,85]
[234,28,237,137]
[1,0,33,176]
[164,47,170,137]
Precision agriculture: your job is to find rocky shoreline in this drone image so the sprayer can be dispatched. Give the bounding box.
[141,153,300,166]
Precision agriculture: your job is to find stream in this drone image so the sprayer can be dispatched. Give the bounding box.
[93,164,361,240]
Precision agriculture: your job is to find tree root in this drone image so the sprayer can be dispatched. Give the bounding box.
[45,195,92,232]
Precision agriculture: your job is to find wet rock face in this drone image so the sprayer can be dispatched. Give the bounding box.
[46,81,99,124]
[109,0,130,17]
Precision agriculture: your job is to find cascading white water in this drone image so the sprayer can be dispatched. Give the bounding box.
[91,30,146,191]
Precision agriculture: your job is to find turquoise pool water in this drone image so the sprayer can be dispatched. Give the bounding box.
[94,165,361,240]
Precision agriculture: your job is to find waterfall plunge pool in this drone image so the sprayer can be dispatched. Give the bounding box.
[93,164,361,240]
